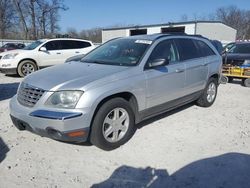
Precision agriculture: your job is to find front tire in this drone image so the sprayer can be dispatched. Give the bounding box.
[90,98,136,150]
[197,77,218,107]
[17,60,37,77]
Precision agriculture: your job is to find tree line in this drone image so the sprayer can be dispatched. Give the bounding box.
[0,3,249,42]
[181,5,250,39]
[0,0,67,40]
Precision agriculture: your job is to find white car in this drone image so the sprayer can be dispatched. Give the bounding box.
[0,38,95,77]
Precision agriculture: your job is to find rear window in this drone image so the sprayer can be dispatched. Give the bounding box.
[174,38,200,61]
[194,40,216,57]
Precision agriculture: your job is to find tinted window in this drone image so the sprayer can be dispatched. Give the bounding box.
[74,41,91,48]
[60,40,73,50]
[148,39,179,64]
[174,39,200,61]
[228,43,250,54]
[59,40,91,50]
[45,41,61,50]
[194,40,216,57]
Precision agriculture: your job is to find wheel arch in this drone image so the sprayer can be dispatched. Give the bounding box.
[18,58,38,69]
[209,73,219,83]
[90,92,140,129]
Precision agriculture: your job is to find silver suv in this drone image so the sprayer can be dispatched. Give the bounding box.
[10,34,222,150]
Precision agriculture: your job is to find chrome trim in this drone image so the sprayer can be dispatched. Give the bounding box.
[29,110,82,120]
[17,82,45,107]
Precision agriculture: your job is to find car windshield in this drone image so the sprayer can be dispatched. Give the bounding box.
[81,38,151,66]
[228,43,250,54]
[23,40,44,50]
[1,43,14,48]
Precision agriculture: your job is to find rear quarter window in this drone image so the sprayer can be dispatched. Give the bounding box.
[74,41,91,48]
[60,40,91,50]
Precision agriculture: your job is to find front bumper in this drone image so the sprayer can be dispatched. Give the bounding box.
[0,68,17,75]
[9,96,92,143]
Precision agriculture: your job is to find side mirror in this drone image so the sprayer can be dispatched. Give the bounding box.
[148,59,169,68]
[39,47,47,52]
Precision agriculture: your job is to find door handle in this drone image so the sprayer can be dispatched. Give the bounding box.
[75,51,80,54]
[56,52,61,55]
[203,63,209,66]
[175,68,185,73]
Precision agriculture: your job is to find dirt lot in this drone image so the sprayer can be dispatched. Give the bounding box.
[0,73,250,188]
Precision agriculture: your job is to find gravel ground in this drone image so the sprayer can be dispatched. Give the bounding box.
[0,73,250,188]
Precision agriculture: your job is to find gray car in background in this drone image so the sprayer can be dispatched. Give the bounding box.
[10,34,222,150]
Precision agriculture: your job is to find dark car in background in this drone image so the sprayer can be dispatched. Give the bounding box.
[222,42,250,86]
[0,43,25,52]
[223,42,250,66]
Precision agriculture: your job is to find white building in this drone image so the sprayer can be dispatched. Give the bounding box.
[102,21,237,44]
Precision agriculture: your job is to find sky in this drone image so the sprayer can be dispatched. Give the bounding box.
[59,0,250,32]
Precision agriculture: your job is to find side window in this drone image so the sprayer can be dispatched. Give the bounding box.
[174,38,200,61]
[147,39,179,64]
[60,40,74,50]
[75,41,91,48]
[44,41,61,51]
[59,40,91,50]
[194,40,216,57]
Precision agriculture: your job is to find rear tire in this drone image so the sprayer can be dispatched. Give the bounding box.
[90,98,136,151]
[17,60,37,77]
[243,78,250,87]
[197,78,218,107]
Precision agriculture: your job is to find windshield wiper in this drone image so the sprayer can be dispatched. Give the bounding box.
[82,59,110,65]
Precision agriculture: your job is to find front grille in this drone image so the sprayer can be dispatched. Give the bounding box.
[0,56,2,59]
[17,82,45,107]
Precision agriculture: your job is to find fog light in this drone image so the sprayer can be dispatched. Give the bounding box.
[47,128,62,138]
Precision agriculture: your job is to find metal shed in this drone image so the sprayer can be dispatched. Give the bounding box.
[102,21,237,44]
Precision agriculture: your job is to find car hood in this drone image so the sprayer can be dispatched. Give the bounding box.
[0,49,27,56]
[23,61,129,91]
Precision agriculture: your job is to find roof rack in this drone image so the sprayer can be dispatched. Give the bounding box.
[154,33,210,41]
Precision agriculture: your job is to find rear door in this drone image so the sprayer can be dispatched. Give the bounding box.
[144,39,186,109]
[74,41,95,54]
[174,38,208,95]
[60,40,94,60]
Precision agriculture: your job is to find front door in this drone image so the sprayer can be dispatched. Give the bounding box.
[38,40,65,67]
[144,39,186,109]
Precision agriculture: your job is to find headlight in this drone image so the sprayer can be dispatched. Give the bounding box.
[45,91,83,109]
[3,53,19,59]
[244,60,250,65]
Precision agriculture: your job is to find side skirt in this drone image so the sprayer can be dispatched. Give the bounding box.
[137,90,203,123]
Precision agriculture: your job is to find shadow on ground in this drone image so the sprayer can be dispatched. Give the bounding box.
[0,83,19,101]
[0,137,9,163]
[92,153,250,188]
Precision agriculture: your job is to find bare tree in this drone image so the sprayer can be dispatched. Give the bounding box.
[67,27,79,38]
[216,6,250,39]
[0,0,15,38]
[12,0,30,39]
[28,0,37,39]
[36,0,67,37]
